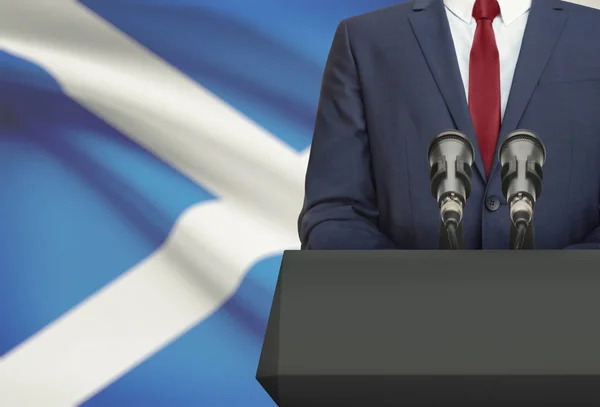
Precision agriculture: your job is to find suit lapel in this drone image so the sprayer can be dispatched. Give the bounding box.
[489,0,567,180]
[409,0,486,181]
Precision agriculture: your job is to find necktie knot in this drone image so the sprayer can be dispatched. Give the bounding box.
[472,0,501,21]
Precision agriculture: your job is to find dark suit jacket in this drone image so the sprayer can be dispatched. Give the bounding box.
[299,0,600,249]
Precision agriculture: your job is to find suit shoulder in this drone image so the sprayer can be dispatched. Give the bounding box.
[561,0,600,21]
[343,1,416,30]
[560,0,600,45]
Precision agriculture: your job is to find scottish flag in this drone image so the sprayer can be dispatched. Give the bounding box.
[1,0,598,406]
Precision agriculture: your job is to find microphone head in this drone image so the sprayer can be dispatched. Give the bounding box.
[498,129,546,167]
[428,130,475,167]
[427,130,475,205]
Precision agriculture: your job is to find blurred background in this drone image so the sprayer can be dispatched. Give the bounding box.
[0,0,598,406]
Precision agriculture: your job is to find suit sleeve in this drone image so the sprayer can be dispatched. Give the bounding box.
[298,19,395,250]
[562,225,600,249]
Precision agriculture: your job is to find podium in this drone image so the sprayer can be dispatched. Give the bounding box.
[256,250,600,406]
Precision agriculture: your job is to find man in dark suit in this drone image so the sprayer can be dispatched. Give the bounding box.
[299,0,600,249]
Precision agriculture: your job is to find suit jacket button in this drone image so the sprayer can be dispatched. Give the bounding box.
[485,195,500,212]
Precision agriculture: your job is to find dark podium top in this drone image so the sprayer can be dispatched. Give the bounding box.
[256,250,600,407]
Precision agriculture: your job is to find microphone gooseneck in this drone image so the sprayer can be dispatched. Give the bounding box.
[498,129,546,250]
[445,222,460,250]
[513,222,528,250]
[428,130,475,250]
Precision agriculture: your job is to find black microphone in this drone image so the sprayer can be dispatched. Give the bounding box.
[498,129,546,250]
[428,130,475,249]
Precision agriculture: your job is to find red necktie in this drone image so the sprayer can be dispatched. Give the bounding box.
[469,0,501,176]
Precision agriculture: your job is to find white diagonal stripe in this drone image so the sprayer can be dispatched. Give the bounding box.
[0,200,298,407]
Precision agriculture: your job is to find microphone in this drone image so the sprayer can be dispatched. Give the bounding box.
[498,129,546,250]
[428,130,475,249]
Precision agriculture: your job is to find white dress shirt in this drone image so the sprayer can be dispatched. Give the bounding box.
[444,0,532,120]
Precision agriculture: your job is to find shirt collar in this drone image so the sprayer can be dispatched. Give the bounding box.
[444,0,532,26]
